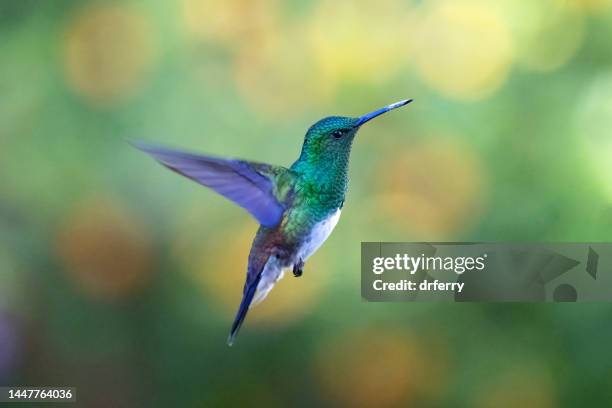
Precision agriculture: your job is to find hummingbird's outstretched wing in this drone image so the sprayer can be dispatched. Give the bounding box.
[132,141,286,228]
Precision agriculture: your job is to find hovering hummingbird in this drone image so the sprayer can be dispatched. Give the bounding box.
[134,99,412,345]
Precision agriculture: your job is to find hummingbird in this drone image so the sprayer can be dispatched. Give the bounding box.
[134,99,412,345]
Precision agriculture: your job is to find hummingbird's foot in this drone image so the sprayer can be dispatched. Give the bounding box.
[293,259,304,277]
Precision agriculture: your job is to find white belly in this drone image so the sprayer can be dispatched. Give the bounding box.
[252,209,341,306]
[297,209,342,261]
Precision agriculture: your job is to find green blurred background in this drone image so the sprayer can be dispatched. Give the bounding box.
[2,0,612,406]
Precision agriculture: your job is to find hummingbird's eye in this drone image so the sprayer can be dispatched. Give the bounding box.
[331,130,344,139]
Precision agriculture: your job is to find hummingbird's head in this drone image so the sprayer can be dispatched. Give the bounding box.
[295,99,413,167]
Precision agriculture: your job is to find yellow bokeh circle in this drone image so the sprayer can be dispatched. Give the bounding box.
[315,328,448,407]
[502,0,585,72]
[569,0,612,12]
[182,0,279,49]
[233,27,332,117]
[63,5,156,105]
[372,138,487,238]
[413,0,513,100]
[308,0,412,85]
[474,364,556,408]
[56,197,153,301]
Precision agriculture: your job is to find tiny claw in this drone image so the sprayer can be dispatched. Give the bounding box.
[293,259,304,277]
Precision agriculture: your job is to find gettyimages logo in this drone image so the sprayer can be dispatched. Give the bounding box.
[372,253,487,275]
[361,243,604,302]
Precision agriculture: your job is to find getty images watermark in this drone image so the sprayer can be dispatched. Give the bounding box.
[372,252,488,293]
[361,243,609,302]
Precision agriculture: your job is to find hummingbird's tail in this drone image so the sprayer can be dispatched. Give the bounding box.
[227,273,262,347]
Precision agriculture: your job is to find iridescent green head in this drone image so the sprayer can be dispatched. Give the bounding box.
[294,99,413,168]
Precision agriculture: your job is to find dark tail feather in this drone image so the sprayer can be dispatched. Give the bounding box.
[227,274,262,347]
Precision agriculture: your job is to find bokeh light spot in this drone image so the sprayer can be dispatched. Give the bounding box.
[0,312,19,382]
[413,0,513,100]
[575,72,612,201]
[475,365,556,408]
[504,0,584,72]
[569,0,612,13]
[63,5,156,105]
[0,249,20,311]
[315,328,448,407]
[308,0,411,86]
[182,0,278,49]
[233,28,331,117]
[372,138,487,238]
[56,198,153,300]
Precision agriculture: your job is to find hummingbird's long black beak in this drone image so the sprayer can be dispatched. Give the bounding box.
[355,99,413,127]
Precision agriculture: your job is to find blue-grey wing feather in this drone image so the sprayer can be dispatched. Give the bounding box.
[132,141,285,228]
